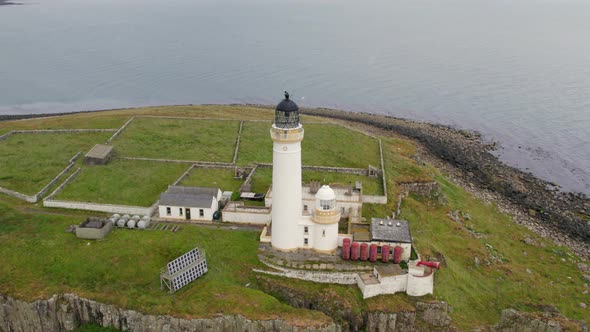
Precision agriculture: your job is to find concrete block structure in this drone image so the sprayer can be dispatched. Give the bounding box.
[357,262,434,299]
[158,186,221,222]
[84,144,114,165]
[75,217,113,240]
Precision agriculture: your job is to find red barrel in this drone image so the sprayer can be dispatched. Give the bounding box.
[351,242,360,260]
[418,261,441,269]
[393,246,403,264]
[369,244,378,262]
[381,245,390,263]
[360,243,369,261]
[342,238,351,260]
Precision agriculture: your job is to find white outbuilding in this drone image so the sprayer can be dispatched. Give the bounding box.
[158,186,221,222]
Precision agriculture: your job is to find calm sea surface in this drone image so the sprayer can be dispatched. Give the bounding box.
[1,0,589,194]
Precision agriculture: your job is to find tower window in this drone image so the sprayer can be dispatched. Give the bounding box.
[304,238,308,245]
[322,230,326,237]
[304,226,308,234]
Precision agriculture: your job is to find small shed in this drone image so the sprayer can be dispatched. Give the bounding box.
[85,144,114,165]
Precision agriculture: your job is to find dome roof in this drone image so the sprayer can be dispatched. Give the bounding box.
[276,91,299,113]
[315,185,336,201]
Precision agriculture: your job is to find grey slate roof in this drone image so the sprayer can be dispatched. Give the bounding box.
[85,144,113,159]
[370,218,412,243]
[159,186,219,208]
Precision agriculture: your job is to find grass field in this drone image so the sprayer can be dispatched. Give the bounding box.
[55,160,188,207]
[113,117,240,162]
[0,202,328,325]
[179,167,243,193]
[237,122,381,168]
[0,106,587,329]
[0,132,112,195]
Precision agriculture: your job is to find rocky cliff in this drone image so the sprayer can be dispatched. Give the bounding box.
[0,294,339,332]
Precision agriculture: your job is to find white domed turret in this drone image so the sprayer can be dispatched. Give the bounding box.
[312,185,340,253]
[315,185,336,211]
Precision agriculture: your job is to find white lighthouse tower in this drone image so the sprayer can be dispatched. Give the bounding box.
[270,92,304,251]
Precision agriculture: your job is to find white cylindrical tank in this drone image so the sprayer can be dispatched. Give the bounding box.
[137,219,150,229]
[116,218,126,227]
[270,124,304,251]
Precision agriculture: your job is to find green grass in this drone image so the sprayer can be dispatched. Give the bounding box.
[179,167,244,193]
[0,132,112,195]
[55,159,188,206]
[398,175,588,329]
[250,167,273,194]
[237,122,381,168]
[0,202,328,325]
[113,117,240,162]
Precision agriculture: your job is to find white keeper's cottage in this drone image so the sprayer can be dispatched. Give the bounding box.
[158,186,222,221]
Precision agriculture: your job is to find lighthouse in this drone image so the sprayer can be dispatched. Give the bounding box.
[270,92,304,251]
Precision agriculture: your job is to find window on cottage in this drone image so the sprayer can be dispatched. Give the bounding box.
[303,205,308,212]
[377,246,382,254]
[199,209,204,217]
[166,207,171,216]
[179,208,183,215]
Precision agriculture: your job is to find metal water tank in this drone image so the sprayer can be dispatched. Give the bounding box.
[127,219,136,228]
[360,243,369,261]
[116,218,127,227]
[369,244,378,262]
[342,238,351,260]
[381,245,390,263]
[137,219,149,229]
[393,246,403,264]
[351,242,360,260]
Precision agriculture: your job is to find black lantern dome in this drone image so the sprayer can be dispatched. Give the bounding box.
[274,91,300,129]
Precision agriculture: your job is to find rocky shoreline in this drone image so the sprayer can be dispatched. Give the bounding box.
[298,107,590,260]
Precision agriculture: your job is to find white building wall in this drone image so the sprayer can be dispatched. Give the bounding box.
[223,210,270,224]
[312,222,339,252]
[158,199,216,221]
[406,273,434,296]
[271,129,304,251]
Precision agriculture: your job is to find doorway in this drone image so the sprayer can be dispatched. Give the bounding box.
[185,208,191,220]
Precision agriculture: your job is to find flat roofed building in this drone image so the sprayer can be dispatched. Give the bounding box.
[84,144,114,165]
[158,186,221,222]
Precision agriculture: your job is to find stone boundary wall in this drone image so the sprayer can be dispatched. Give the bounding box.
[106,116,135,143]
[254,260,360,285]
[172,164,196,186]
[0,186,37,203]
[121,156,234,166]
[34,152,82,201]
[45,168,81,201]
[399,181,439,196]
[362,195,387,204]
[0,294,339,332]
[0,129,117,142]
[378,139,387,200]
[43,199,154,216]
[0,152,82,203]
[302,165,368,175]
[232,120,244,164]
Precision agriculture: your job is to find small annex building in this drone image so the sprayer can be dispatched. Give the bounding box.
[84,144,114,165]
[158,186,222,222]
[369,218,413,261]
